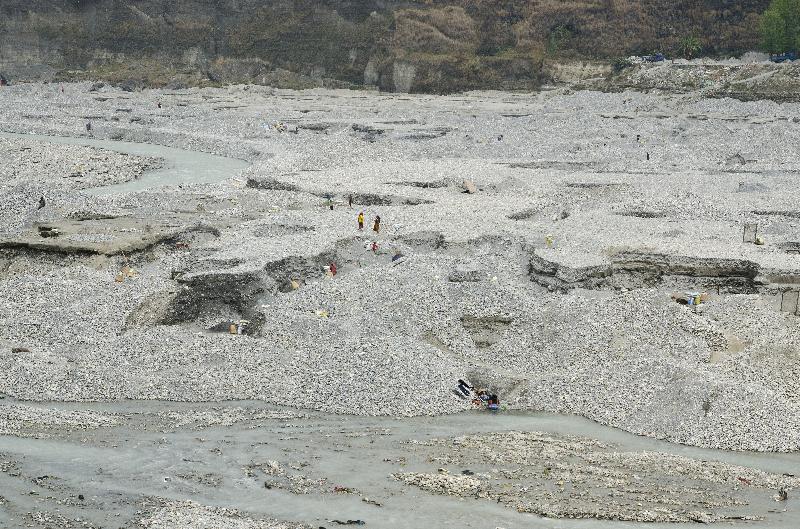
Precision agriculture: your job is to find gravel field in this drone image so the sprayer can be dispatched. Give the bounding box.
[1,82,800,456]
[0,136,160,235]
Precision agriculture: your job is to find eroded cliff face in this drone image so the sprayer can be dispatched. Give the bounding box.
[0,0,770,93]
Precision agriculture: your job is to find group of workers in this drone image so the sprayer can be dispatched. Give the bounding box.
[357,212,381,233]
[322,194,383,233]
[327,195,382,235]
[318,194,384,283]
[455,379,500,411]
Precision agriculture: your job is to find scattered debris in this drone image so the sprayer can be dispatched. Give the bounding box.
[743,223,759,244]
[671,291,709,306]
[37,226,60,238]
[725,153,746,166]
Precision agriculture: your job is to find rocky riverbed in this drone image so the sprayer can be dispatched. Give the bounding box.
[0,136,161,192]
[0,135,161,236]
[1,79,800,472]
[395,430,799,523]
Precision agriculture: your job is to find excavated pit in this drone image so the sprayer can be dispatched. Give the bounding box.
[0,220,221,257]
[246,177,301,192]
[507,209,538,221]
[461,315,515,349]
[137,231,534,336]
[315,192,434,207]
[399,128,450,141]
[616,210,667,219]
[137,240,349,333]
[752,210,800,219]
[396,231,447,251]
[391,179,449,189]
[530,251,763,293]
[251,225,314,238]
[160,269,270,326]
[502,161,595,171]
[565,182,627,190]
[777,242,800,254]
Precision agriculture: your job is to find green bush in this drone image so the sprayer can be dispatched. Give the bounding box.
[546,25,572,56]
[678,36,701,59]
[760,0,800,53]
[612,57,633,72]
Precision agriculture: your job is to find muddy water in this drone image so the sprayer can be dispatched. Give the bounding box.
[0,400,798,529]
[0,131,250,194]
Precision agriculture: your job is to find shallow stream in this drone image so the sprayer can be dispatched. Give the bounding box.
[0,400,799,529]
[0,131,250,194]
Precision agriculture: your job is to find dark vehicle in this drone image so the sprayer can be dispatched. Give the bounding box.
[770,52,797,63]
[642,53,666,63]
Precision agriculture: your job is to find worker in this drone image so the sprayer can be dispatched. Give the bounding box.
[371,241,378,254]
[348,194,353,208]
[157,102,162,109]
[86,122,92,133]
[329,262,337,277]
[357,212,364,231]
[37,196,46,210]
[373,215,381,234]
[456,379,473,397]
[473,389,490,406]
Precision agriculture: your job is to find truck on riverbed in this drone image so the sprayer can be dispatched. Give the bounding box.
[770,52,797,63]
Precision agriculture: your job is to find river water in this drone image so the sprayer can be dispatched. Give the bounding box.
[0,399,799,529]
[0,131,250,194]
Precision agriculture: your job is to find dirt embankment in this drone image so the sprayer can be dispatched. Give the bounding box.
[588,61,800,103]
[0,0,771,93]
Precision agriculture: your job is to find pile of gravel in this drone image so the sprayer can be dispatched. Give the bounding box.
[138,501,309,529]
